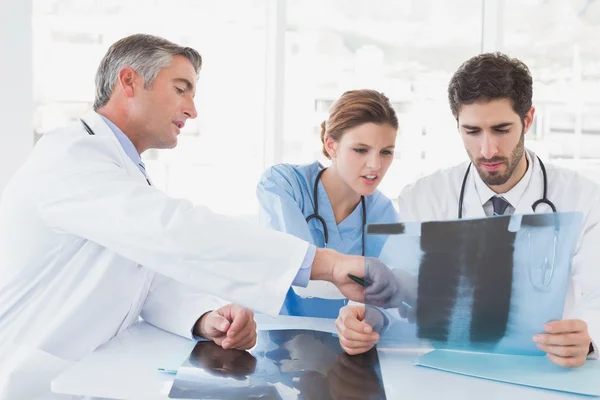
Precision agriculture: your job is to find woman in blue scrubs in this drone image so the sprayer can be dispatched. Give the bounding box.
[256,89,399,318]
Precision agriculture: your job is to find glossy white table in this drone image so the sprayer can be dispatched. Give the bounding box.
[52,316,582,399]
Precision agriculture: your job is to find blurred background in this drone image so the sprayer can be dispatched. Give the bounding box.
[2,0,599,217]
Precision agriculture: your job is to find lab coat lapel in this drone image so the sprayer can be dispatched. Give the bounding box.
[461,166,487,219]
[515,174,540,215]
[514,152,551,215]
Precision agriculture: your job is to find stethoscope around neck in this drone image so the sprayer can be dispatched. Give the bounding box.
[458,155,557,219]
[458,155,559,291]
[305,167,367,256]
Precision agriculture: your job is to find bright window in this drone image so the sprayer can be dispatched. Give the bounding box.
[283,0,483,200]
[32,0,600,214]
[503,0,600,182]
[33,0,268,216]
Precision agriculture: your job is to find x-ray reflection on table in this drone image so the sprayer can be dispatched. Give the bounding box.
[169,329,386,399]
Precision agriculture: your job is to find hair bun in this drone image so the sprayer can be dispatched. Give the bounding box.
[320,121,330,159]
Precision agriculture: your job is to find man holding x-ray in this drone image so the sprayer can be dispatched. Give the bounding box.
[337,52,600,368]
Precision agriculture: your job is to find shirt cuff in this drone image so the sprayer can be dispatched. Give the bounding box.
[292,244,316,287]
[190,311,213,342]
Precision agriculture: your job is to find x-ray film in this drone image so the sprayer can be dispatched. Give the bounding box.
[168,329,386,399]
[365,212,583,355]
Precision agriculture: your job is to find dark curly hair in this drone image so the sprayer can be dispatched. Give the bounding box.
[448,52,533,123]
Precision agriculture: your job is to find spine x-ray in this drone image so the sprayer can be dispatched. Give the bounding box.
[365,212,582,355]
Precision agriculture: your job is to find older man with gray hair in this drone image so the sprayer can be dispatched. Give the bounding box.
[0,34,389,399]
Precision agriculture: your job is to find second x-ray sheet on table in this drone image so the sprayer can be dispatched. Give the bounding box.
[365,212,582,355]
[168,329,386,400]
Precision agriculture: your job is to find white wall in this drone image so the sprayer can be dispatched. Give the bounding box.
[0,0,33,196]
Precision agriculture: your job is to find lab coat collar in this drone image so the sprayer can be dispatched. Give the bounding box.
[80,111,117,138]
[99,115,145,171]
[80,111,152,185]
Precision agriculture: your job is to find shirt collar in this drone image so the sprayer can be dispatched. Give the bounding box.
[99,115,145,169]
[473,150,533,208]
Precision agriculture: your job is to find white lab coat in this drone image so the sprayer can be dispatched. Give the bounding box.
[0,111,309,399]
[395,149,600,357]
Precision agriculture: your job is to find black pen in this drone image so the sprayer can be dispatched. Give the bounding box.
[347,273,412,309]
[347,274,371,287]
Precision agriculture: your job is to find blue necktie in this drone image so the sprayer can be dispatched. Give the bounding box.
[138,163,151,186]
[491,196,510,216]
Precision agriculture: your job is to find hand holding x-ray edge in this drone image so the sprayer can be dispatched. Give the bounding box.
[336,258,418,355]
[534,319,592,368]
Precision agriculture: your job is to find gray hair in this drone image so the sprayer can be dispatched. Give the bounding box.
[93,34,202,110]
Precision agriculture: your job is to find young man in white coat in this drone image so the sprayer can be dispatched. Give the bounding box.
[0,34,395,399]
[335,52,600,368]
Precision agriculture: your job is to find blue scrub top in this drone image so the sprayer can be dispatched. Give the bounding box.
[256,161,399,318]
